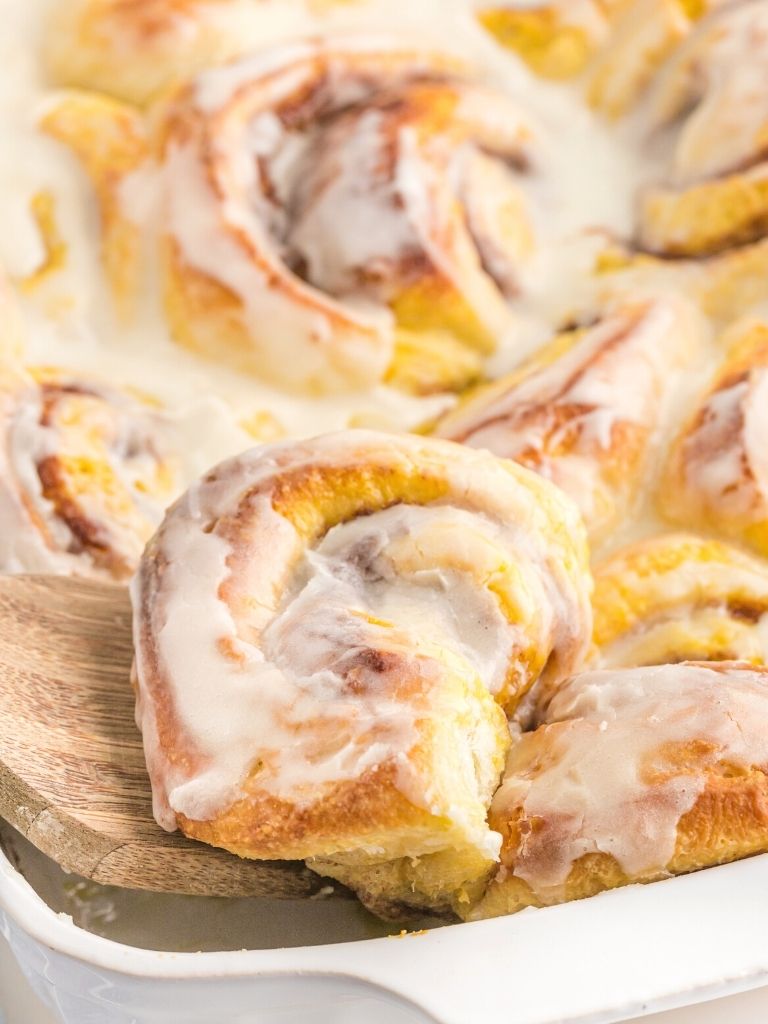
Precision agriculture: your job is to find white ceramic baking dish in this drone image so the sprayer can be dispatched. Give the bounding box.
[3,834,768,1024]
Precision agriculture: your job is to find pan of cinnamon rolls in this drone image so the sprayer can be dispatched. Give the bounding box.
[7,0,768,935]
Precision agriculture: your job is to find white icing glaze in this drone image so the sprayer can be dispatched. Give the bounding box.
[0,0,654,425]
[107,13,651,390]
[150,38,549,388]
[131,430,591,830]
[600,608,768,669]
[434,295,700,530]
[0,2,460,440]
[493,662,768,897]
[286,82,539,317]
[646,1,768,185]
[677,366,768,524]
[163,137,391,392]
[0,372,184,578]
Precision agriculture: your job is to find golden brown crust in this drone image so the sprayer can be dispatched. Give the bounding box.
[587,0,716,118]
[477,2,617,80]
[592,533,768,668]
[43,39,545,393]
[432,296,699,541]
[472,764,768,919]
[0,366,180,580]
[133,431,592,915]
[465,662,768,921]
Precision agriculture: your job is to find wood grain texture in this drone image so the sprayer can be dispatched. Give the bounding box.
[0,575,330,899]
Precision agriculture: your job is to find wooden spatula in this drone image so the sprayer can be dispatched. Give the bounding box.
[0,575,331,900]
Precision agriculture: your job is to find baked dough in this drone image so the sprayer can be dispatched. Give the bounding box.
[0,364,181,580]
[45,0,282,106]
[476,0,623,79]
[131,430,592,916]
[593,533,768,668]
[660,317,768,558]
[42,37,543,394]
[431,295,701,541]
[466,661,768,919]
[637,3,768,256]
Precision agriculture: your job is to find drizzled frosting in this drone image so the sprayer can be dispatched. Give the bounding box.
[151,36,545,390]
[661,319,768,551]
[491,662,768,898]
[12,0,768,925]
[0,337,265,578]
[637,1,768,257]
[677,370,768,520]
[433,294,700,537]
[0,368,182,580]
[647,0,768,185]
[132,430,592,833]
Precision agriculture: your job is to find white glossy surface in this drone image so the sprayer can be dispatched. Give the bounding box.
[1,940,55,1024]
[6,837,768,1024]
[6,933,768,1024]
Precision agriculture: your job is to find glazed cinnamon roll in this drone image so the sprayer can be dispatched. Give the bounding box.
[637,1,768,260]
[132,430,592,917]
[660,319,768,558]
[593,533,768,668]
[431,295,700,541]
[466,662,768,919]
[587,0,724,118]
[0,365,182,581]
[43,37,541,394]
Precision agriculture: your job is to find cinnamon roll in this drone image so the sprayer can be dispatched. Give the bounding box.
[466,662,768,919]
[0,365,182,581]
[431,295,700,541]
[589,2,768,325]
[660,318,768,558]
[587,0,724,118]
[593,533,768,668]
[637,2,768,261]
[132,430,592,917]
[42,38,542,394]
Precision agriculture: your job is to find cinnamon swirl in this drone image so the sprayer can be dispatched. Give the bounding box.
[131,430,592,916]
[637,2,768,261]
[0,365,182,581]
[431,295,700,541]
[593,533,768,668]
[42,37,542,394]
[588,0,725,118]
